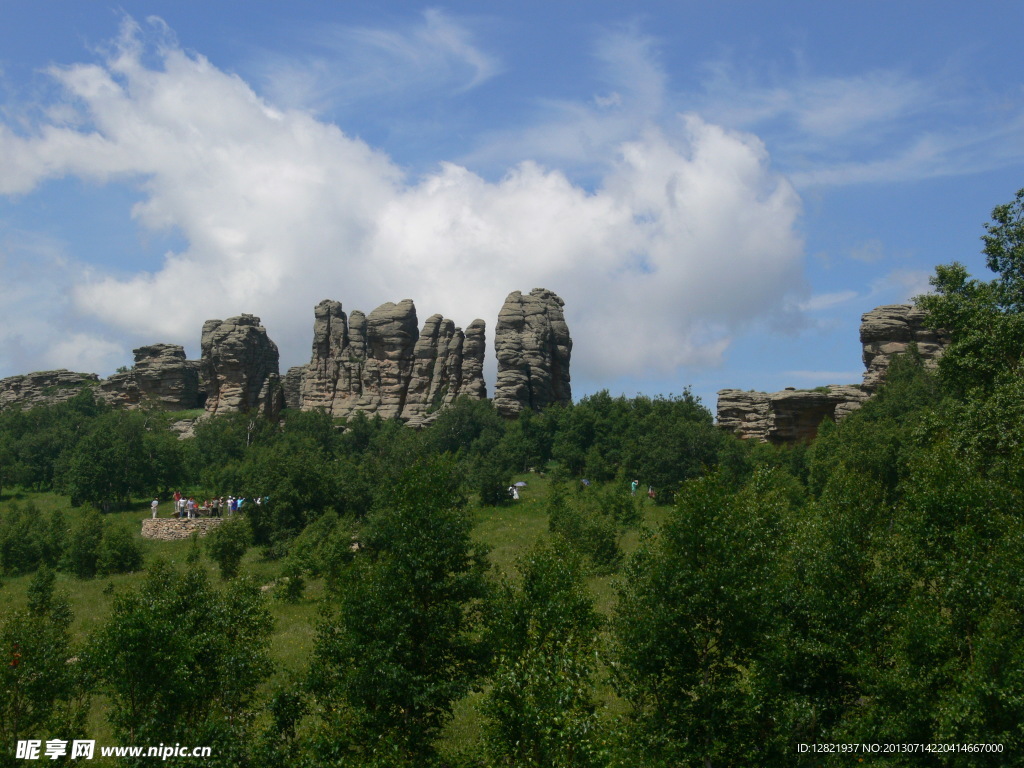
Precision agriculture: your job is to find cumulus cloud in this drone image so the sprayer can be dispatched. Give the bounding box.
[0,18,806,390]
[0,229,127,375]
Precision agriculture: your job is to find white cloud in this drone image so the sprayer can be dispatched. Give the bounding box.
[0,228,127,375]
[849,238,884,263]
[869,269,934,302]
[695,59,1024,188]
[0,18,807,389]
[256,9,500,113]
[462,27,667,174]
[798,290,858,311]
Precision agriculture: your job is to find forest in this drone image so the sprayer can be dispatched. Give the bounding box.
[2,189,1024,767]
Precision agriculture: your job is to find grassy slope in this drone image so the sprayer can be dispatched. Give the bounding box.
[0,478,672,758]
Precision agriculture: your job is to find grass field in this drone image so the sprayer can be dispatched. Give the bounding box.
[0,477,673,760]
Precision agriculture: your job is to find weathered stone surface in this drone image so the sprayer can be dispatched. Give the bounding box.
[141,518,224,540]
[493,288,572,417]
[296,298,486,421]
[717,302,945,442]
[403,314,458,421]
[716,386,868,443]
[284,365,306,411]
[715,389,772,440]
[462,319,487,401]
[201,314,283,418]
[0,370,99,411]
[100,344,201,411]
[829,384,871,421]
[861,304,947,392]
[361,300,419,420]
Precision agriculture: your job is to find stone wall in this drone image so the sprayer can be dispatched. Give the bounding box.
[141,518,225,541]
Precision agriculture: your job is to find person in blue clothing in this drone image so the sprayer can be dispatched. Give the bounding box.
[630,479,638,496]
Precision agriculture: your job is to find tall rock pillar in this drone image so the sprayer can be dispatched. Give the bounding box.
[200,314,283,418]
[493,288,572,417]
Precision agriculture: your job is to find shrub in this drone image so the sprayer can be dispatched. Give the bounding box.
[63,508,102,579]
[548,485,621,573]
[97,524,144,575]
[275,558,305,603]
[207,517,252,579]
[0,501,44,576]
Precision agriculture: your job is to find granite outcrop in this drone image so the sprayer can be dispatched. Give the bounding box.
[0,370,100,410]
[717,385,871,444]
[493,288,572,417]
[860,304,947,392]
[99,344,202,410]
[201,314,284,419]
[294,298,487,423]
[716,303,946,443]
[1,288,572,426]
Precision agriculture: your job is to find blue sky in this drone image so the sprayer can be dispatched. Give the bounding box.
[1,2,1022,411]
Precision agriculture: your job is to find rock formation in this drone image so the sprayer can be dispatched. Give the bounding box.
[200,314,283,418]
[0,370,99,410]
[716,302,946,442]
[295,298,487,422]
[493,288,572,417]
[284,365,306,411]
[100,344,202,410]
[717,386,870,444]
[860,304,947,393]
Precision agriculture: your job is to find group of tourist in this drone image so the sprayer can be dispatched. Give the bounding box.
[149,492,266,519]
[629,479,656,500]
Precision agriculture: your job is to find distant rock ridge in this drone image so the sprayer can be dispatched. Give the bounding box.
[716,303,947,443]
[295,298,487,424]
[0,288,572,426]
[493,288,572,417]
[0,370,100,411]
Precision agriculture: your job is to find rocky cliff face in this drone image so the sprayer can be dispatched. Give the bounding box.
[493,288,572,417]
[201,314,283,418]
[860,304,947,393]
[716,302,945,442]
[296,298,486,422]
[0,370,100,410]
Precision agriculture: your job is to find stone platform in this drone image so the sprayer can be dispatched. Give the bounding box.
[141,518,225,541]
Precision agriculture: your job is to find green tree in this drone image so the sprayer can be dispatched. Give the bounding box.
[57,410,150,509]
[206,516,252,579]
[917,188,1024,396]
[63,508,103,579]
[980,186,1024,309]
[612,470,787,767]
[89,561,273,759]
[484,542,604,768]
[309,457,489,762]
[0,569,83,766]
[96,524,144,575]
